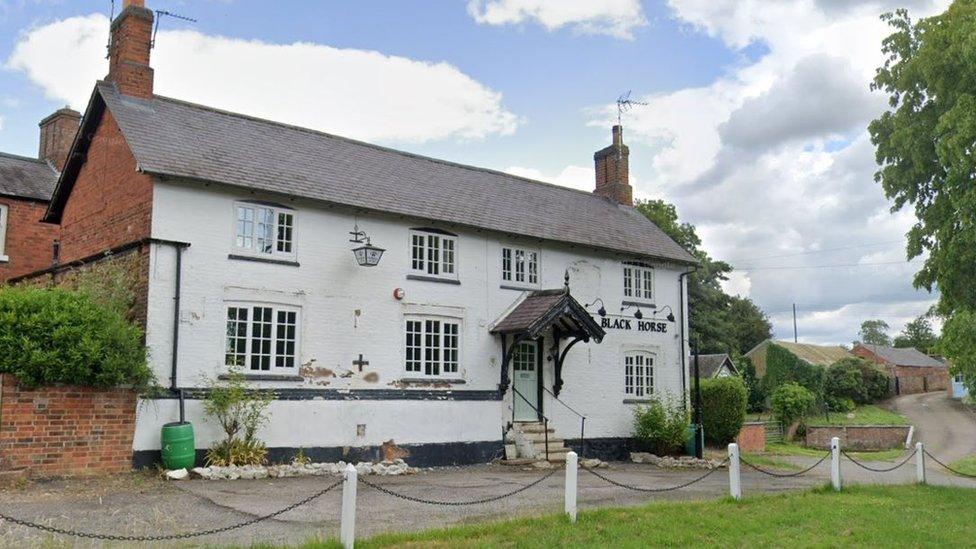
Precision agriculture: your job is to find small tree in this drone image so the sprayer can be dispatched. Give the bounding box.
[771,382,815,431]
[700,376,748,445]
[857,319,892,347]
[203,368,273,466]
[632,394,689,456]
[825,358,868,406]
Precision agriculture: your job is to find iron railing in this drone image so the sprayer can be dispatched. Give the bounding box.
[512,386,550,461]
[542,386,586,458]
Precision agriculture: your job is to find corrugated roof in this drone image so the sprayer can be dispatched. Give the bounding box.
[84,82,696,263]
[0,152,57,201]
[858,344,945,368]
[746,340,852,366]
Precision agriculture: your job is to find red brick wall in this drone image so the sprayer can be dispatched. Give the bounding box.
[736,422,765,453]
[805,425,910,451]
[0,197,57,282]
[58,109,154,264]
[0,374,137,477]
[851,346,949,394]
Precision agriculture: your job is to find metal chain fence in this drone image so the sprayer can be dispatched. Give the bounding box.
[740,452,830,478]
[0,479,343,542]
[923,449,976,479]
[358,469,557,506]
[582,458,730,493]
[842,449,917,473]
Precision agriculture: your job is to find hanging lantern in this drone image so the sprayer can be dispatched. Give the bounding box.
[349,222,384,267]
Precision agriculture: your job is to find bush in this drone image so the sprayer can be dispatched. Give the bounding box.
[771,382,816,429]
[762,344,825,400]
[825,396,855,414]
[203,368,273,467]
[825,358,868,404]
[700,376,748,445]
[633,395,689,455]
[740,359,766,413]
[0,287,151,389]
[858,362,894,402]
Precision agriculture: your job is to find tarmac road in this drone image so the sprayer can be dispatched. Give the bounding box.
[888,391,976,462]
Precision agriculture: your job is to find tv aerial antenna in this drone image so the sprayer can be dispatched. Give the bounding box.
[616,90,647,126]
[152,10,198,48]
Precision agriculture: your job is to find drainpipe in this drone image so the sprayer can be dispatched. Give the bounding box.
[168,242,189,392]
[678,267,697,408]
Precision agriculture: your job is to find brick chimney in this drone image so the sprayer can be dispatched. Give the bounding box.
[593,125,633,206]
[107,0,154,99]
[38,108,81,171]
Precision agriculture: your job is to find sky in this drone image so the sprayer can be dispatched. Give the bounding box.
[0,0,951,346]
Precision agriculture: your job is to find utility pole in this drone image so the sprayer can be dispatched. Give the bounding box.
[793,303,798,343]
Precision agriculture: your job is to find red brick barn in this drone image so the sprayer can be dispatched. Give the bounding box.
[852,344,949,395]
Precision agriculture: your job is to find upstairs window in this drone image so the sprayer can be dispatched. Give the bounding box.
[501,246,539,287]
[623,262,654,302]
[235,203,296,257]
[225,303,299,371]
[624,352,654,398]
[409,229,457,279]
[405,316,460,377]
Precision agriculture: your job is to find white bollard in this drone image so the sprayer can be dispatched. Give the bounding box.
[831,437,842,492]
[340,463,358,549]
[916,442,926,485]
[565,451,578,523]
[728,443,742,501]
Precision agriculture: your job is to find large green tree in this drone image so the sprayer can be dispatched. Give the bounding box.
[857,320,892,347]
[893,314,940,353]
[635,199,771,355]
[869,3,976,392]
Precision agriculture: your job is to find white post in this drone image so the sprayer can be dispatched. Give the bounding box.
[340,463,358,549]
[831,437,841,492]
[728,443,742,501]
[916,442,926,485]
[565,450,578,523]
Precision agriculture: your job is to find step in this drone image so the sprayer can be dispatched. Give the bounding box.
[523,432,564,443]
[518,423,555,434]
[530,441,569,452]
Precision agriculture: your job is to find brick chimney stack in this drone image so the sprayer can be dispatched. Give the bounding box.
[38,108,81,171]
[107,0,154,99]
[593,125,633,206]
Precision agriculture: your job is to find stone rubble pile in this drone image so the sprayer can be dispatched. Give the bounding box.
[166,459,416,481]
[630,453,724,469]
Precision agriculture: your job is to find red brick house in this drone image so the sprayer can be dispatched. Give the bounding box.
[852,344,949,395]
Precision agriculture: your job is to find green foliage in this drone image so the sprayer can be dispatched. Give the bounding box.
[825,358,868,405]
[826,396,855,414]
[771,382,816,429]
[632,395,690,455]
[700,376,747,445]
[0,287,151,389]
[203,368,273,466]
[857,320,892,347]
[761,344,825,400]
[893,314,940,354]
[941,310,976,395]
[57,257,138,320]
[634,199,771,355]
[739,358,766,413]
[858,361,895,402]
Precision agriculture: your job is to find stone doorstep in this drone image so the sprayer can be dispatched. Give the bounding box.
[518,423,555,434]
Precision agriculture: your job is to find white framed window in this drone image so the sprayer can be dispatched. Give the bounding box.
[225,303,300,371]
[0,203,8,261]
[955,373,965,383]
[234,202,296,257]
[624,351,654,398]
[501,246,539,286]
[409,229,458,279]
[623,262,654,302]
[405,316,461,376]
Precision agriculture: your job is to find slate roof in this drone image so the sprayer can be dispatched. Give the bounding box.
[858,344,945,368]
[690,353,737,378]
[47,82,696,263]
[0,152,57,201]
[491,289,605,342]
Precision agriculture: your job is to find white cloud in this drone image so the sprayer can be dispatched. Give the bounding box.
[504,164,594,192]
[467,0,646,39]
[6,15,521,144]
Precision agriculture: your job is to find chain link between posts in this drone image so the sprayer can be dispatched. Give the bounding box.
[582,458,730,492]
[841,449,917,473]
[923,449,976,479]
[0,479,343,542]
[358,469,557,506]
[740,451,831,478]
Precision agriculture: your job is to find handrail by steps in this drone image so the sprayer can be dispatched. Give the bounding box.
[542,386,587,458]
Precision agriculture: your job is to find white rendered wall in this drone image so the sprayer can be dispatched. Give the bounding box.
[139,179,690,451]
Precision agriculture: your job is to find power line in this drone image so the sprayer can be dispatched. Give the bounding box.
[727,239,904,264]
[735,259,923,272]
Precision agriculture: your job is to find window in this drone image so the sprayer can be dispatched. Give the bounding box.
[0,203,7,260]
[623,262,654,302]
[409,229,458,279]
[235,203,295,256]
[956,373,965,383]
[502,246,539,286]
[405,316,460,376]
[624,352,654,398]
[225,304,300,371]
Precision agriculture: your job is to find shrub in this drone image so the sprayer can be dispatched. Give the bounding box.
[825,358,868,404]
[700,376,748,445]
[633,395,689,455]
[203,368,273,466]
[825,396,855,414]
[762,344,825,400]
[771,382,816,429]
[0,287,151,389]
[858,362,894,402]
[739,359,766,413]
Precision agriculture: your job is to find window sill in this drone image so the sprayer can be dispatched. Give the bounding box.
[228,254,300,267]
[0,255,8,264]
[219,373,304,382]
[406,274,460,285]
[399,378,466,385]
[623,398,655,404]
[500,284,539,292]
[621,300,655,309]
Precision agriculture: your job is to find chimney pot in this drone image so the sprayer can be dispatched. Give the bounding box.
[123,0,145,6]
[593,125,633,206]
[107,1,154,99]
[38,108,81,172]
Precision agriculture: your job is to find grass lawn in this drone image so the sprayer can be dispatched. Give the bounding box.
[948,454,976,477]
[257,485,976,548]
[740,453,799,470]
[764,442,905,461]
[805,405,908,427]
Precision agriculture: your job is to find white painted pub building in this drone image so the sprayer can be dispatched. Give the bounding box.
[45,2,697,466]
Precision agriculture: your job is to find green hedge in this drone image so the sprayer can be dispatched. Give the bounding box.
[0,287,151,389]
[762,344,825,400]
[771,382,816,428]
[700,376,748,445]
[633,396,689,455]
